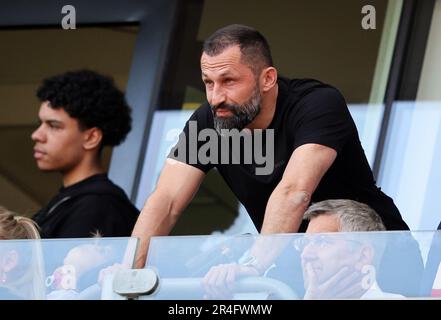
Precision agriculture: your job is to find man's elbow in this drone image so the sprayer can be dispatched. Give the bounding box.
[277,183,311,210]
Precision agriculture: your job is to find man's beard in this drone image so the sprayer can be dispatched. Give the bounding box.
[211,85,262,135]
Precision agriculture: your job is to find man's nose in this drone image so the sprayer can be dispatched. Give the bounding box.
[31,125,45,142]
[209,85,226,108]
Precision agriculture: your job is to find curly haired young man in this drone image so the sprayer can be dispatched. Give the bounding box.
[31,70,139,238]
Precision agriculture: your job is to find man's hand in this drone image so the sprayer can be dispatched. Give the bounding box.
[303,263,366,299]
[202,263,260,299]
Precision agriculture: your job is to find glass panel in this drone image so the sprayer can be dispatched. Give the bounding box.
[378,0,441,230]
[378,101,441,230]
[358,0,403,164]
[127,231,437,300]
[0,237,137,300]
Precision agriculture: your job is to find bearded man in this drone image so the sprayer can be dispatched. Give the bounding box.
[131,24,408,268]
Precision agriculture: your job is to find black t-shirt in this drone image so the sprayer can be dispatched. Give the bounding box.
[32,174,139,238]
[169,77,408,231]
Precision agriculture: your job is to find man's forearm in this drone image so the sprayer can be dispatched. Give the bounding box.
[261,185,310,233]
[131,193,180,268]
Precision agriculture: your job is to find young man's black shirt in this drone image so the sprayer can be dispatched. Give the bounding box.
[33,174,139,238]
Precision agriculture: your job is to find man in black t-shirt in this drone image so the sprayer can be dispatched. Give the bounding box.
[31,70,139,238]
[132,24,408,268]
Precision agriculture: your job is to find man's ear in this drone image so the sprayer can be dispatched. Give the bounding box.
[260,67,278,93]
[83,127,103,151]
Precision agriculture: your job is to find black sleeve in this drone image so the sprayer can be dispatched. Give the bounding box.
[167,104,215,173]
[54,196,135,238]
[291,87,354,153]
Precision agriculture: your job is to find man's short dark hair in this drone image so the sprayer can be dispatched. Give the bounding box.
[203,24,273,74]
[36,70,132,147]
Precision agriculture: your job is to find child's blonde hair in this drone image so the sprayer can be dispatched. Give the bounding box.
[0,206,40,240]
[0,207,45,299]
